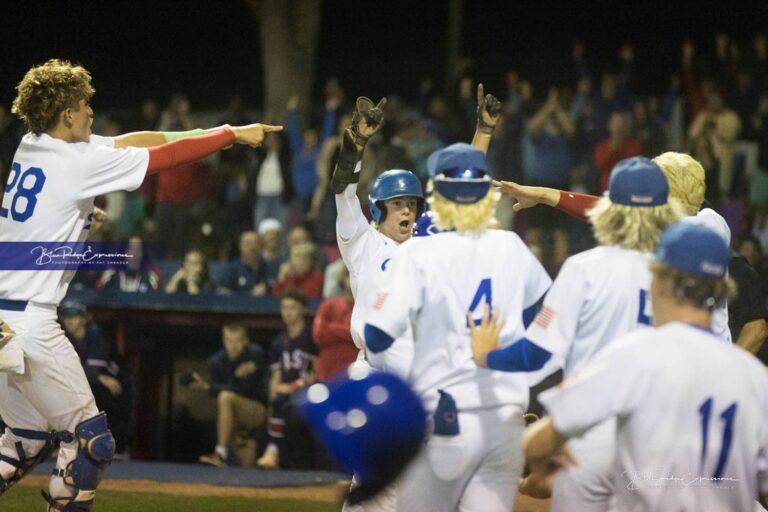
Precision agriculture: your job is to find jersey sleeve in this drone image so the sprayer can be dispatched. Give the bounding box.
[335,161,371,243]
[525,258,583,362]
[77,143,149,199]
[538,339,650,438]
[364,246,423,345]
[88,134,116,147]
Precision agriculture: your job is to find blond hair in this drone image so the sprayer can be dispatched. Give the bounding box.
[428,189,500,233]
[587,196,686,253]
[652,152,705,216]
[649,262,735,310]
[12,59,95,135]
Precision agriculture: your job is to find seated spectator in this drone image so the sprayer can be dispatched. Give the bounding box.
[194,323,268,467]
[257,290,317,469]
[272,242,324,298]
[287,224,328,270]
[258,218,285,279]
[97,235,162,292]
[594,111,644,192]
[60,301,132,454]
[165,249,212,295]
[312,266,357,382]
[217,231,273,296]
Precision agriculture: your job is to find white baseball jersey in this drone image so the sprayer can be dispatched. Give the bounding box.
[540,322,768,512]
[688,208,733,342]
[365,230,552,412]
[0,133,148,305]
[526,245,654,378]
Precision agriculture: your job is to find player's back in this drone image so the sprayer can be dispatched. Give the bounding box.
[398,229,550,412]
[615,322,768,511]
[527,245,655,377]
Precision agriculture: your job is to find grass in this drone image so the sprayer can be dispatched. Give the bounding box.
[5,485,337,512]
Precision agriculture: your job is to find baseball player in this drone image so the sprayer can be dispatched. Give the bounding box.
[523,221,768,511]
[362,145,552,512]
[493,151,733,342]
[471,157,686,510]
[0,59,279,510]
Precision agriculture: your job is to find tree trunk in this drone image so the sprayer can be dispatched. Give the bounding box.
[246,0,321,122]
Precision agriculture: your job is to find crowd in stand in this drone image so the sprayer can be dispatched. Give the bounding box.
[3,35,767,467]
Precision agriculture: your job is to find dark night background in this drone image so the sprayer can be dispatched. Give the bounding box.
[1,1,766,109]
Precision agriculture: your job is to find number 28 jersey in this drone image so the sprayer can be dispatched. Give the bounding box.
[0,133,148,305]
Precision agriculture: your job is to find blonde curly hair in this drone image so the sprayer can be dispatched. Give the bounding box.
[428,189,500,233]
[12,59,95,135]
[587,196,686,253]
[652,152,705,216]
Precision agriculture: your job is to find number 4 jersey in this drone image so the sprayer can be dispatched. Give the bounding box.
[540,322,768,512]
[0,133,148,304]
[364,229,551,413]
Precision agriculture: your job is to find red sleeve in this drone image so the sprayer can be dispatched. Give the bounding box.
[146,128,236,174]
[313,298,354,349]
[556,191,599,223]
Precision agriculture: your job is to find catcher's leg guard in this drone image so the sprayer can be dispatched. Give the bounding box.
[0,427,59,494]
[43,412,115,512]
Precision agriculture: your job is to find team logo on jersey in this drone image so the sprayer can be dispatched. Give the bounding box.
[534,306,556,329]
[372,292,388,310]
[381,258,391,271]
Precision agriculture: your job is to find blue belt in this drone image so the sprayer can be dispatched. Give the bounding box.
[0,299,28,311]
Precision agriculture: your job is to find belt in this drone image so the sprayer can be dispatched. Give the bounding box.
[0,299,28,312]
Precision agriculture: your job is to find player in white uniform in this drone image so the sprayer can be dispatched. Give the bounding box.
[493,151,733,341]
[0,59,279,511]
[523,221,768,512]
[471,156,686,510]
[362,145,552,512]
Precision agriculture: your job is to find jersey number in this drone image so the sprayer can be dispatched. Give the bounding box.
[0,163,47,222]
[467,278,492,327]
[637,289,652,326]
[698,397,738,478]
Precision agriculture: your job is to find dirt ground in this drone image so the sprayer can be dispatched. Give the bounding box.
[21,475,551,510]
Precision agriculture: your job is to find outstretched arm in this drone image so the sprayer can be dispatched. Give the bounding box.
[470,83,503,154]
[113,127,233,149]
[492,180,598,222]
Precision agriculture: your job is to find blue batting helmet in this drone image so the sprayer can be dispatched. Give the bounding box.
[299,371,426,505]
[368,170,424,224]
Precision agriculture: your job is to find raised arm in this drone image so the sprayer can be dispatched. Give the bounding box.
[492,180,598,222]
[332,96,386,241]
[470,83,503,154]
[113,127,227,149]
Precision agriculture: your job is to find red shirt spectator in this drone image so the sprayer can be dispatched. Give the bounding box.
[272,270,324,298]
[312,295,357,381]
[272,241,324,298]
[594,112,643,192]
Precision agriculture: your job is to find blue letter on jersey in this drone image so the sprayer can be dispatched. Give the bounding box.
[468,278,492,326]
[637,289,652,326]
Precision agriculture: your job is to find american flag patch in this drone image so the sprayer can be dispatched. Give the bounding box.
[534,306,555,329]
[372,292,388,310]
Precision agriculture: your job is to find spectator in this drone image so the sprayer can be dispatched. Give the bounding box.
[258,218,285,280]
[688,90,741,199]
[258,290,317,469]
[165,249,212,295]
[524,87,575,269]
[97,235,162,292]
[60,301,132,454]
[194,323,268,467]
[287,225,327,270]
[312,266,357,382]
[633,97,667,159]
[594,111,644,192]
[272,242,324,298]
[286,95,338,215]
[217,231,273,296]
[251,131,293,229]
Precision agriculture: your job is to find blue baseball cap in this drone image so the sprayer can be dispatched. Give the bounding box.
[413,210,441,237]
[433,167,492,204]
[654,222,730,277]
[299,371,426,504]
[608,157,668,207]
[426,142,487,177]
[60,300,87,317]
